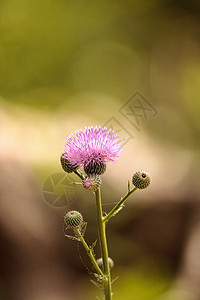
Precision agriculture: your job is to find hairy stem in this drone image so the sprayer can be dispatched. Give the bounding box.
[103,187,137,223]
[95,188,112,300]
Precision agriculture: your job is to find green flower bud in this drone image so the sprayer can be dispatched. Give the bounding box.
[132,170,151,189]
[84,161,106,176]
[60,154,79,173]
[64,211,83,228]
[96,257,114,270]
[83,175,102,192]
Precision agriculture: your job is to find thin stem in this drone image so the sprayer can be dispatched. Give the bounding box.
[74,227,104,277]
[103,187,137,223]
[74,169,85,180]
[95,188,112,300]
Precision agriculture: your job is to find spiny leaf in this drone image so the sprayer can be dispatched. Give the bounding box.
[90,240,97,256]
[81,222,87,237]
[112,276,119,284]
[90,279,103,290]
[91,248,95,256]
[65,235,80,242]
[90,240,97,249]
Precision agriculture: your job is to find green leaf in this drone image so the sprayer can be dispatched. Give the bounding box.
[81,222,87,237]
[112,276,119,284]
[91,239,97,249]
[90,279,103,290]
[90,240,97,256]
[65,235,80,242]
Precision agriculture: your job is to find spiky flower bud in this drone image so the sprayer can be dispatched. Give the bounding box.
[60,154,79,173]
[84,161,106,175]
[83,175,102,192]
[64,211,83,228]
[96,257,114,270]
[132,170,151,189]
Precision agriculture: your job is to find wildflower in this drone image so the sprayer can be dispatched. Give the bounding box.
[63,127,123,175]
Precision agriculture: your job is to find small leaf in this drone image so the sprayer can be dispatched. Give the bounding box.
[81,222,87,237]
[89,240,97,256]
[90,279,103,290]
[128,180,131,192]
[91,239,97,249]
[112,276,119,284]
[65,235,80,242]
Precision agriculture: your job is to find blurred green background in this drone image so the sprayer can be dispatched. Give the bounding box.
[1,0,200,299]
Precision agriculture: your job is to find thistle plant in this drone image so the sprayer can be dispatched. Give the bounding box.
[60,126,151,300]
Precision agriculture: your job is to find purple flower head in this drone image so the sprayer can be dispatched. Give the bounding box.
[62,126,123,175]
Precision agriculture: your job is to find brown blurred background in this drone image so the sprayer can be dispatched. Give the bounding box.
[0,0,200,299]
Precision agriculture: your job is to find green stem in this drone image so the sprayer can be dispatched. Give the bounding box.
[95,188,112,300]
[103,187,137,223]
[74,227,104,277]
[74,169,85,180]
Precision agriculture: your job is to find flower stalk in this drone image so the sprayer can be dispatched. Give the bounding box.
[61,126,151,300]
[73,227,104,278]
[103,187,137,223]
[95,188,112,300]
[74,169,85,180]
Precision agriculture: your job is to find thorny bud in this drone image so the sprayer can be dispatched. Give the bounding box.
[96,257,114,270]
[83,175,102,192]
[60,154,79,173]
[132,170,151,189]
[64,211,83,228]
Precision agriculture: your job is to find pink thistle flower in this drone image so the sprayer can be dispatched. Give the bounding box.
[62,126,123,175]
